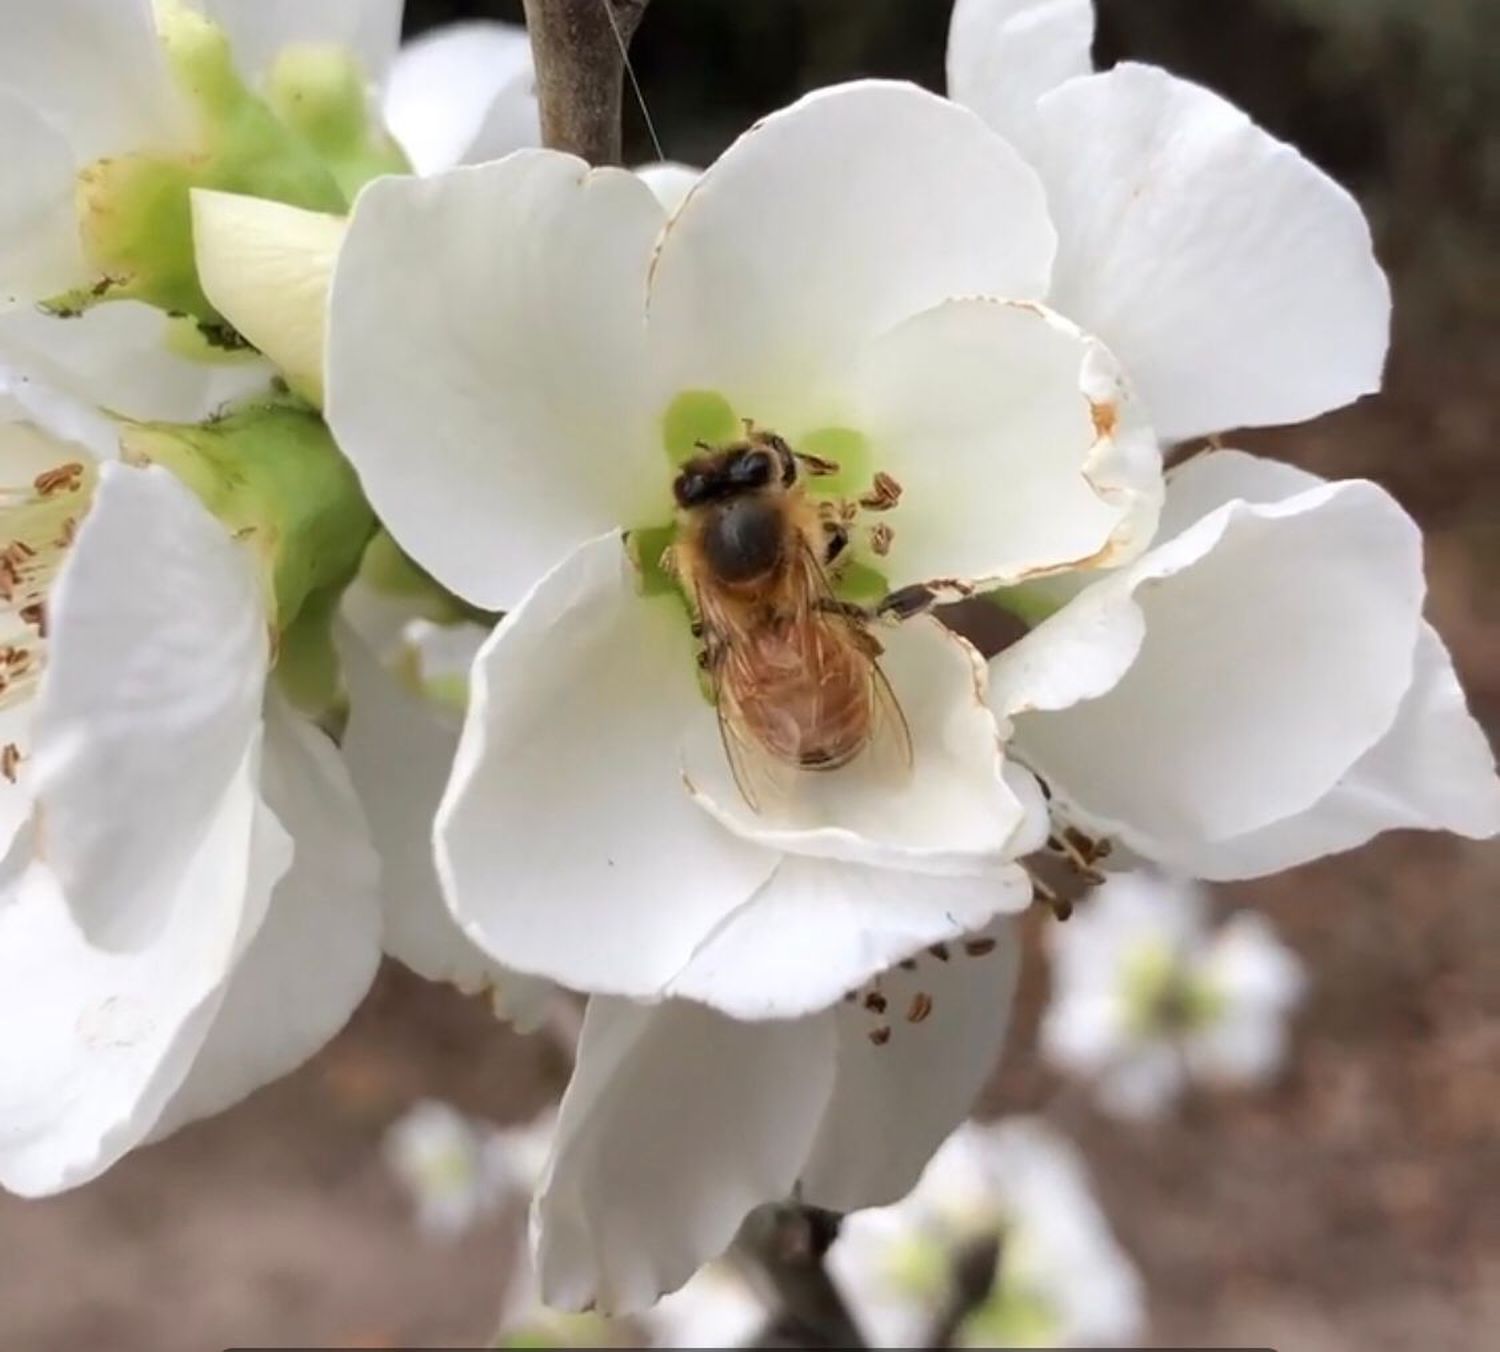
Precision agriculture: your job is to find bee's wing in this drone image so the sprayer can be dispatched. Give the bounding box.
[791,536,915,779]
[692,581,792,815]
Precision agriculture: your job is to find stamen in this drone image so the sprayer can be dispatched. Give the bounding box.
[868,1025,892,1047]
[868,522,893,557]
[906,991,934,1024]
[1,742,20,784]
[963,937,997,958]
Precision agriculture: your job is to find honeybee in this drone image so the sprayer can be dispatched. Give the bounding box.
[670,427,912,808]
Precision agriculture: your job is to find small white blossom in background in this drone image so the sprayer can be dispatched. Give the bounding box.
[383,1099,516,1242]
[1042,872,1308,1120]
[831,1117,1144,1348]
[385,1101,772,1348]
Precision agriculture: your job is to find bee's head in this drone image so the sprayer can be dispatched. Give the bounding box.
[672,434,795,510]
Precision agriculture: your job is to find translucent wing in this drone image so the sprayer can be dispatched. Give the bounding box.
[791,536,914,778]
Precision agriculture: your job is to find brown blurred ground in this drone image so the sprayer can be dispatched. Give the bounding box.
[2,2,1497,1348]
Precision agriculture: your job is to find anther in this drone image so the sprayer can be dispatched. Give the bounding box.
[868,1026,892,1047]
[869,522,893,556]
[963,937,997,958]
[928,942,951,962]
[0,742,20,783]
[863,991,888,1015]
[858,472,902,512]
[906,992,934,1024]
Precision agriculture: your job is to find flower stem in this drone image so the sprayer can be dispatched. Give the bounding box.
[736,1203,867,1348]
[521,0,652,165]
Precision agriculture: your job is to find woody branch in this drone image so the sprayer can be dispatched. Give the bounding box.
[522,0,652,165]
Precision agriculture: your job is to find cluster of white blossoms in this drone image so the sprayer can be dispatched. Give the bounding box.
[1,0,1497,1333]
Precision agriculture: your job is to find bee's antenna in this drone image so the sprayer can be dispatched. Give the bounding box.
[598,0,667,164]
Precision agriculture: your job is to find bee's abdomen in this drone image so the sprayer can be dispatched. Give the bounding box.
[734,633,873,771]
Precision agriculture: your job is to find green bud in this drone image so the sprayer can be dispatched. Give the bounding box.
[119,400,376,712]
[266,43,410,199]
[67,1,347,323]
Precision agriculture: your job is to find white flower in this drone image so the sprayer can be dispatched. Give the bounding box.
[0,0,536,420]
[988,451,1500,877]
[533,920,1020,1313]
[0,409,381,1198]
[1041,870,1307,1119]
[383,1098,514,1241]
[831,1117,1145,1348]
[320,81,1167,1018]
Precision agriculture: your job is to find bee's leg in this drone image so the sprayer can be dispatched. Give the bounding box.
[875,578,977,623]
[821,520,850,567]
[812,597,867,622]
[875,582,940,622]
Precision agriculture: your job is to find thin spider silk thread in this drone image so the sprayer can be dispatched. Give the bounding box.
[598,0,667,162]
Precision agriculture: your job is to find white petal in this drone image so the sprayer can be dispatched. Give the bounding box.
[150,695,380,1137]
[800,919,1021,1213]
[0,300,273,425]
[1155,447,1325,540]
[647,81,1054,429]
[946,0,1095,151]
[535,996,839,1313]
[1096,1046,1185,1121]
[1035,64,1391,440]
[338,616,554,1023]
[0,92,87,305]
[666,857,1031,1021]
[191,190,344,406]
[994,479,1425,869]
[436,532,776,1000]
[854,298,1160,588]
[1191,625,1500,877]
[0,743,288,1196]
[382,21,538,174]
[686,619,1024,879]
[28,462,270,948]
[197,0,404,85]
[0,0,182,162]
[326,153,666,611]
[635,161,700,215]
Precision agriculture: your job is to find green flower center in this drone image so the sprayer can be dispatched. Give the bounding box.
[1121,940,1226,1038]
[634,389,893,614]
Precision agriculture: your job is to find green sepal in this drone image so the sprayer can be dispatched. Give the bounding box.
[119,397,376,640]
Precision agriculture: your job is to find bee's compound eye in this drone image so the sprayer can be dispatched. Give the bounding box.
[674,469,711,507]
[728,450,774,489]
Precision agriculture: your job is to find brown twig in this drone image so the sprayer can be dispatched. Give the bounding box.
[737,1203,867,1348]
[521,0,652,165]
